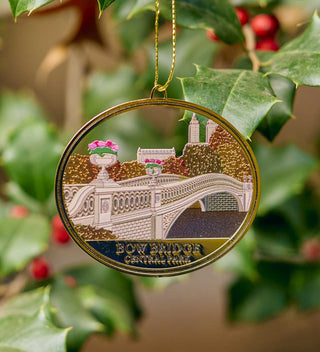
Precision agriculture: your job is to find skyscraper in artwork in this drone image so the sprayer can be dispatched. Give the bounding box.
[188,113,200,143]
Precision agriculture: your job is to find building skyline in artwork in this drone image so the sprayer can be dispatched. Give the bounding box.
[189,113,218,144]
[137,114,219,163]
[137,147,176,164]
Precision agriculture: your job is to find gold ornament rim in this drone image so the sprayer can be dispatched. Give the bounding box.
[55,97,260,277]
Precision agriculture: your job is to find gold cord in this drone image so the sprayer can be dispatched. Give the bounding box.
[154,0,176,94]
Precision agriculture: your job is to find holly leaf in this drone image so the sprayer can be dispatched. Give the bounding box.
[254,143,319,215]
[0,215,50,278]
[0,287,50,318]
[0,308,68,352]
[235,53,296,141]
[64,264,142,320]
[292,265,320,310]
[118,11,154,53]
[181,65,279,139]
[254,211,301,259]
[253,188,320,260]
[8,0,54,18]
[265,12,320,86]
[138,276,186,290]
[0,91,44,152]
[78,285,137,336]
[130,0,244,44]
[97,0,116,13]
[84,67,140,118]
[129,0,154,16]
[112,0,136,20]
[214,229,257,280]
[231,0,276,6]
[49,265,141,350]
[0,347,25,352]
[277,187,320,238]
[229,277,287,322]
[2,120,63,203]
[50,276,105,352]
[258,75,296,141]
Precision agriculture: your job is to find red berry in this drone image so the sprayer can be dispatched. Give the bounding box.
[256,38,279,51]
[251,14,279,38]
[64,275,77,288]
[30,257,50,280]
[256,37,279,51]
[9,205,29,218]
[301,238,320,261]
[51,214,70,244]
[206,29,220,42]
[236,8,249,26]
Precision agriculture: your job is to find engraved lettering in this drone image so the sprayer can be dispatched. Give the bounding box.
[193,243,202,254]
[116,243,125,255]
[150,243,158,255]
[125,243,136,255]
[136,243,147,255]
[183,243,193,255]
[172,243,182,255]
[117,242,203,267]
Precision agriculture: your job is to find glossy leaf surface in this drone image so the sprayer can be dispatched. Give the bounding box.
[0,215,50,277]
[181,65,279,139]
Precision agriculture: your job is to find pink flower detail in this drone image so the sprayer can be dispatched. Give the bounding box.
[88,140,100,150]
[156,160,161,164]
[150,159,155,163]
[161,161,165,165]
[97,140,106,148]
[110,144,119,152]
[104,140,119,152]
[145,159,150,163]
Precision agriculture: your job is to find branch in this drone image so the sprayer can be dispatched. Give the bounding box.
[242,24,261,73]
[0,272,28,306]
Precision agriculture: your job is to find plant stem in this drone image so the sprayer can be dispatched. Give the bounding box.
[0,272,28,306]
[242,24,261,73]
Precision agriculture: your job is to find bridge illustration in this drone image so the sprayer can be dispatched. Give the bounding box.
[64,172,253,240]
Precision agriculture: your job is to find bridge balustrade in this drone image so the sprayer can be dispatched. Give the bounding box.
[161,173,244,205]
[117,174,181,188]
[112,189,152,215]
[64,185,85,205]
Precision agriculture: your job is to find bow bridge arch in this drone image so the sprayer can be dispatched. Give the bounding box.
[64,173,253,240]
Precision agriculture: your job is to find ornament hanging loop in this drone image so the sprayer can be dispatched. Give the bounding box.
[150,84,168,99]
[153,0,176,95]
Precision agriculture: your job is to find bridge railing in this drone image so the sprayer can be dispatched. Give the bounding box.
[117,174,181,187]
[64,185,95,218]
[111,188,152,215]
[161,173,244,205]
[64,184,87,205]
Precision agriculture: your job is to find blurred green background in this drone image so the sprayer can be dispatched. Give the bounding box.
[0,0,319,351]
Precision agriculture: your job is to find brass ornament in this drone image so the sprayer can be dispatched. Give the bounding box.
[55,98,260,276]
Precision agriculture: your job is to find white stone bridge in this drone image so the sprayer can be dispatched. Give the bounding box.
[64,173,253,240]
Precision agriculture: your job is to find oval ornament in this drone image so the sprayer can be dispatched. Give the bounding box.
[55,98,260,276]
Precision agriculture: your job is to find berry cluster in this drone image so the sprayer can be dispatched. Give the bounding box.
[30,215,71,280]
[206,8,280,52]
